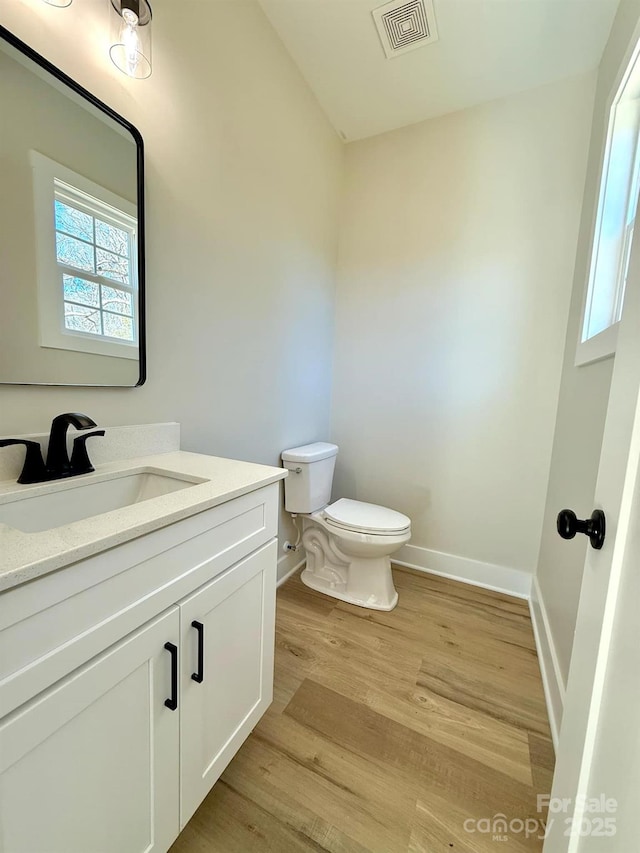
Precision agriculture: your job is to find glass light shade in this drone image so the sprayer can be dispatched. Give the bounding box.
[43,0,73,6]
[109,0,152,79]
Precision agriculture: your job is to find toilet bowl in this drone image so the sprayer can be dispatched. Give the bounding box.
[281,443,411,611]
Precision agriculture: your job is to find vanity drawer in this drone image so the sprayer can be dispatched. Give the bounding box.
[0,483,279,717]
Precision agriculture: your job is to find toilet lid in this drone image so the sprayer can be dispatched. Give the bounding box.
[324,499,410,534]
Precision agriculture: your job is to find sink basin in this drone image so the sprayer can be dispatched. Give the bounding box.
[0,469,205,533]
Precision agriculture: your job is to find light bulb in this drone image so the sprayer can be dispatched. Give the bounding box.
[121,11,141,76]
[109,0,152,79]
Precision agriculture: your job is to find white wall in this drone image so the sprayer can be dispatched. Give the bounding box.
[535,0,640,699]
[331,75,596,586]
[0,0,343,573]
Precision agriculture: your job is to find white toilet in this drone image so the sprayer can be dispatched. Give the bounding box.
[281,442,411,611]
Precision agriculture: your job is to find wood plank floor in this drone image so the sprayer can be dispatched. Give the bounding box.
[170,566,555,852]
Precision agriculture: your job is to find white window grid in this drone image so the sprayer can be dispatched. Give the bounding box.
[54,179,138,346]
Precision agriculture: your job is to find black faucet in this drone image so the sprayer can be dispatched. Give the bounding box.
[45,413,98,478]
[0,413,104,484]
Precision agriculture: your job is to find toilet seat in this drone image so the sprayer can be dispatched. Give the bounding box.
[323,498,410,535]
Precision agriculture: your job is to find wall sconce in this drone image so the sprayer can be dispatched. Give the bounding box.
[109,0,152,79]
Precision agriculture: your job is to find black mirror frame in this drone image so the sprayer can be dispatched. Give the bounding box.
[0,24,146,387]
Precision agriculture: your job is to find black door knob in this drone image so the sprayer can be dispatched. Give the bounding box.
[557,509,606,550]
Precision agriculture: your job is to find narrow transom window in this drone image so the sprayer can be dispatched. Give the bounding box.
[578,41,640,365]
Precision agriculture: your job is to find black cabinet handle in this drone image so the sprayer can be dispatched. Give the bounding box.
[557,509,606,550]
[164,642,178,710]
[191,621,204,683]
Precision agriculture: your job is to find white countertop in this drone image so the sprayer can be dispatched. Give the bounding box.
[0,451,287,592]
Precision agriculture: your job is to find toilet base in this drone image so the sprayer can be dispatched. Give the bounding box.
[300,556,399,611]
[299,513,406,612]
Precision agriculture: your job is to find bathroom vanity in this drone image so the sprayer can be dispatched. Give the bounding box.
[0,428,286,852]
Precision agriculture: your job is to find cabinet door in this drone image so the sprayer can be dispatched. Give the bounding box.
[0,608,180,853]
[179,539,277,826]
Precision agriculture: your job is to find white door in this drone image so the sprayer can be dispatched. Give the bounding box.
[0,607,180,853]
[544,207,640,849]
[179,540,277,828]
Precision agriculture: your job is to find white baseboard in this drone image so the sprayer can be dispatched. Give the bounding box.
[529,576,565,750]
[276,552,305,588]
[393,543,532,599]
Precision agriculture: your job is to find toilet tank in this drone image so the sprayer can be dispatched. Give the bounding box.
[281,442,338,513]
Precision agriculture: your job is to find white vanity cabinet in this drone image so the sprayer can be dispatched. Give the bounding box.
[0,608,181,853]
[0,480,281,853]
[179,540,276,826]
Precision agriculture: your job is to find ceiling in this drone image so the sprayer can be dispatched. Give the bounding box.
[258,0,620,141]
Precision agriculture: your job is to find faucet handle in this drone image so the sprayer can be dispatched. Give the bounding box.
[0,439,48,485]
[69,430,106,476]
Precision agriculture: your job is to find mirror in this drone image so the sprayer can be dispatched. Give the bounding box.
[0,26,145,387]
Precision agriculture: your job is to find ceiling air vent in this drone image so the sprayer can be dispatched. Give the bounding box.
[372,0,439,59]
